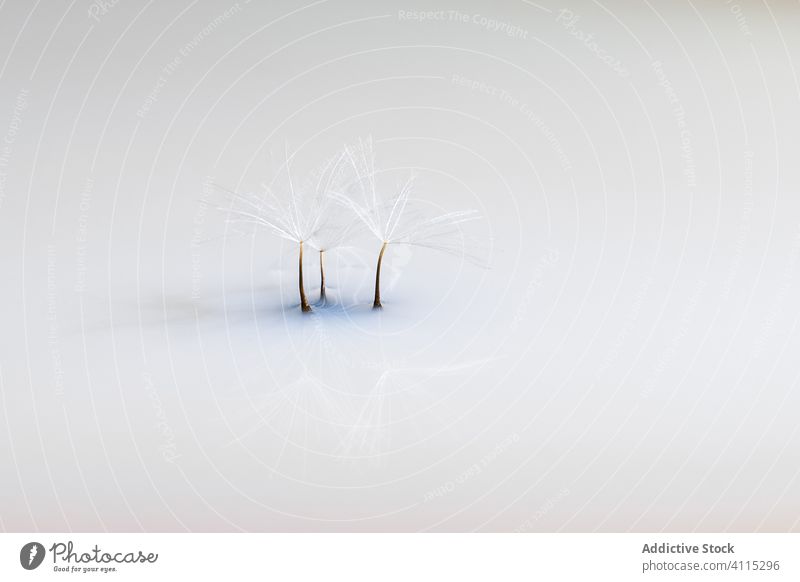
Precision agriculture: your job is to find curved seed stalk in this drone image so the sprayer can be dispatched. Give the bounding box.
[319,250,327,303]
[373,241,388,309]
[299,241,312,312]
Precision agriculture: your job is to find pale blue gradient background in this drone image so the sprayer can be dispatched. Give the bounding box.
[0,0,799,531]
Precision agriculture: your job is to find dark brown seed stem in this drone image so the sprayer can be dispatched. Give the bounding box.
[299,241,311,313]
[319,249,326,303]
[373,241,387,309]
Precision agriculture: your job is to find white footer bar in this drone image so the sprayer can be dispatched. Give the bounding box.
[1,533,797,581]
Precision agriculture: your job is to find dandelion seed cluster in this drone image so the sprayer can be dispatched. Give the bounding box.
[217,138,485,312]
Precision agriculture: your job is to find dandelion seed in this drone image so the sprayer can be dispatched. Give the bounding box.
[331,138,485,309]
[307,205,362,305]
[215,148,347,313]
